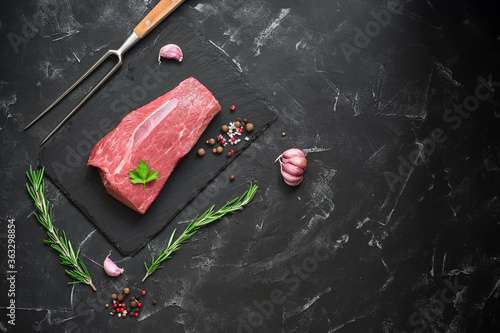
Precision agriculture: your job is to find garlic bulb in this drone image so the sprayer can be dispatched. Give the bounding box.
[276,148,307,186]
[158,44,183,63]
[103,254,124,277]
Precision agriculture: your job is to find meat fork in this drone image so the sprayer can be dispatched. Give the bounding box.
[25,0,186,146]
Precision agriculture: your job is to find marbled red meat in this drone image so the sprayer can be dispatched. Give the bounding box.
[87,77,221,214]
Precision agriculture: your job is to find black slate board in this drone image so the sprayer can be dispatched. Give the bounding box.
[39,17,277,256]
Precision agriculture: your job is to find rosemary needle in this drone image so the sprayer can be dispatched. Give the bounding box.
[142,183,259,282]
[26,166,97,291]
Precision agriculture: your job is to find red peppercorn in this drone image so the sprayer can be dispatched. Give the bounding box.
[230,105,236,111]
[217,135,222,141]
[142,290,146,296]
[212,148,217,153]
[238,127,243,133]
[138,302,142,308]
[231,137,236,142]
[220,140,226,145]
[230,150,235,154]
[135,313,138,317]
[113,303,118,309]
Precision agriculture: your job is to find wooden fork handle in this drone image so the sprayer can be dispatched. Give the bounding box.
[133,0,186,39]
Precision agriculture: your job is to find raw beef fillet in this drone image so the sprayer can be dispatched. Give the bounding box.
[87,77,221,214]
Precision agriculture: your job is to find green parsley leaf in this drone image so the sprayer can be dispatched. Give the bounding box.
[129,160,159,191]
[145,171,159,183]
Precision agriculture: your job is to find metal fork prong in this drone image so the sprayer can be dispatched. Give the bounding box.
[24,51,115,131]
[40,60,123,146]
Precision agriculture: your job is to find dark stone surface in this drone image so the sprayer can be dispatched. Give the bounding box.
[1,0,499,332]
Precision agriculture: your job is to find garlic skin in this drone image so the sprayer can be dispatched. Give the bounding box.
[158,44,183,63]
[276,148,307,186]
[103,255,124,277]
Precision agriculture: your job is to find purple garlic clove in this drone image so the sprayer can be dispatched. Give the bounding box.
[158,44,183,63]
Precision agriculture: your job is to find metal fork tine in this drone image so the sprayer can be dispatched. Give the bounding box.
[24,51,115,131]
[26,31,140,146]
[40,59,123,146]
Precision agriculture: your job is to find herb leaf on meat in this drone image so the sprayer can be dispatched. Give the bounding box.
[129,160,159,191]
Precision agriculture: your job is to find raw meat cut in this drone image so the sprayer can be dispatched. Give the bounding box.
[87,77,221,214]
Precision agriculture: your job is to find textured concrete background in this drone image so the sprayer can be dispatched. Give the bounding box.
[1,0,499,332]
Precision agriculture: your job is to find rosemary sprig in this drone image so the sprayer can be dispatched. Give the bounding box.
[26,166,96,291]
[142,183,258,282]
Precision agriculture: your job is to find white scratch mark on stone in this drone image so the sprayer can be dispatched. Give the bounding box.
[487,276,500,299]
[449,203,457,216]
[356,217,370,229]
[329,317,357,332]
[0,94,16,130]
[381,258,390,273]
[302,147,331,156]
[209,40,244,72]
[80,253,102,268]
[256,220,264,231]
[430,247,436,277]
[299,294,321,313]
[79,229,97,249]
[442,250,447,273]
[333,89,340,112]
[70,284,75,307]
[209,40,230,58]
[384,144,424,225]
[367,145,386,162]
[353,92,360,116]
[232,58,243,72]
[52,31,79,42]
[254,8,291,56]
